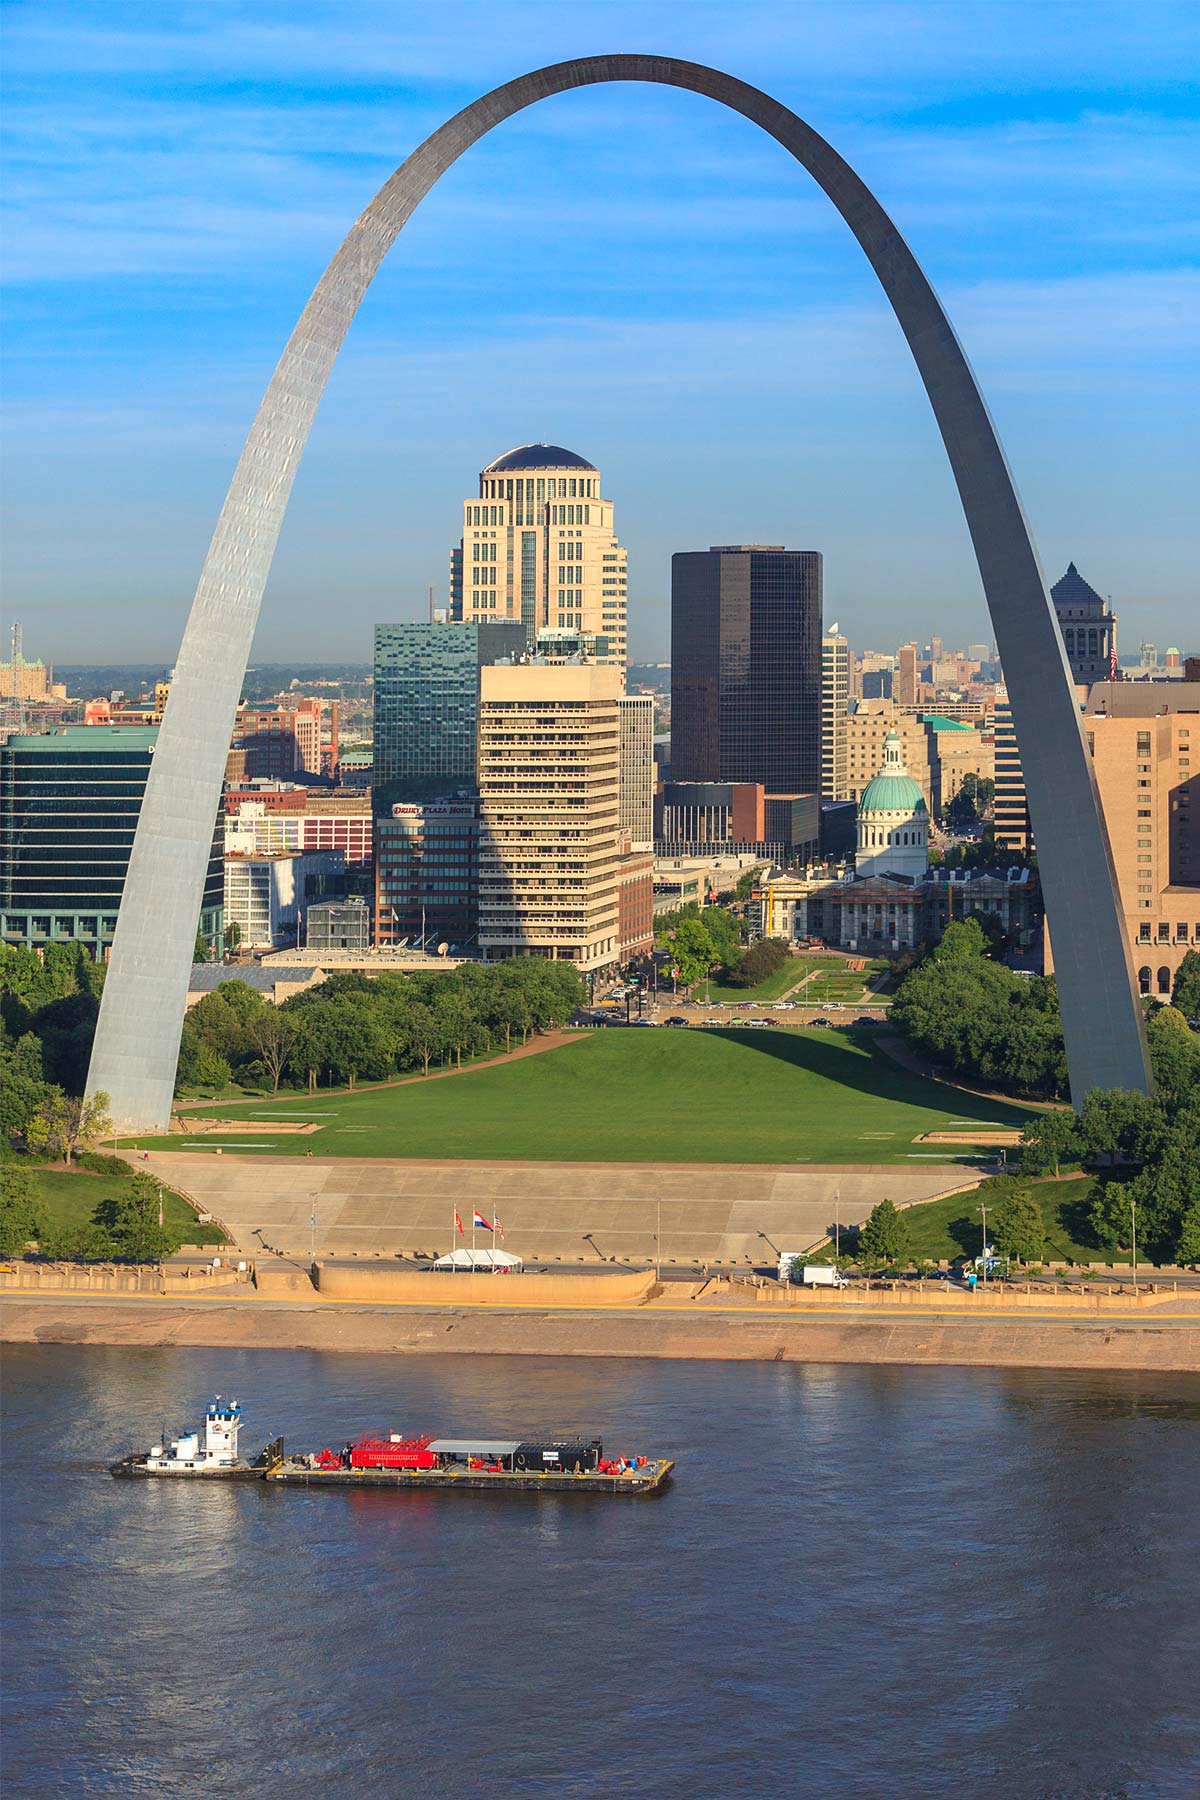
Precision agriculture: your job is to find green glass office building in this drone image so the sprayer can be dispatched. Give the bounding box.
[0,725,224,958]
[372,621,526,813]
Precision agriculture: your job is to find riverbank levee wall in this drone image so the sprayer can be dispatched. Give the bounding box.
[3,1294,1197,1373]
[85,53,1148,1135]
[313,1266,656,1307]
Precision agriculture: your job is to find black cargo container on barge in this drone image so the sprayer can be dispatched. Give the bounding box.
[513,1441,602,1473]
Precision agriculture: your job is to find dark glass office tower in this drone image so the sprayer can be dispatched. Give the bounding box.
[372,620,526,812]
[0,725,223,957]
[671,546,822,793]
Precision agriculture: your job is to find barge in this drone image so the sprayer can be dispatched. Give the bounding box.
[110,1398,673,1499]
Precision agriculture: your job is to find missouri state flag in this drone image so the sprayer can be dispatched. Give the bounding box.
[473,1210,493,1232]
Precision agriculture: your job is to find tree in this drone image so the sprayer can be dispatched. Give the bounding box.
[727,938,789,989]
[194,1049,233,1091]
[1171,948,1200,1021]
[174,1021,202,1096]
[656,916,717,988]
[990,1189,1044,1261]
[0,1165,46,1257]
[25,1089,112,1167]
[37,1219,114,1263]
[193,930,210,964]
[699,906,743,967]
[1087,1180,1136,1253]
[1146,1006,1200,1120]
[1076,1089,1167,1168]
[224,920,243,955]
[1176,1201,1200,1267]
[0,1033,52,1139]
[1020,1109,1079,1177]
[403,1003,447,1077]
[857,1198,912,1267]
[93,1172,174,1264]
[945,784,981,833]
[247,1008,298,1093]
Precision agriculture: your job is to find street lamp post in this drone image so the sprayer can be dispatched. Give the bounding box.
[834,1188,840,1261]
[979,1202,989,1286]
[1131,1198,1138,1297]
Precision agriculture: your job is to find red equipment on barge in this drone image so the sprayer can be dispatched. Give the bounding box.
[318,1435,437,1472]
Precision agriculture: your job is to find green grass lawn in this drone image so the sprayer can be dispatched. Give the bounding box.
[129,1029,1034,1166]
[802,960,893,1007]
[700,957,835,1004]
[27,1168,225,1245]
[892,1176,1102,1265]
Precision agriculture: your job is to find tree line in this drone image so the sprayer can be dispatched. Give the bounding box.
[889,916,1067,1096]
[177,958,584,1095]
[890,922,1200,1262]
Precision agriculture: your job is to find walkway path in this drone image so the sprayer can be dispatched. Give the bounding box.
[875,1035,1060,1110]
[173,1030,577,1113]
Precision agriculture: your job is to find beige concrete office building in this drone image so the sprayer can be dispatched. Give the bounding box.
[451,444,628,681]
[845,704,937,813]
[821,626,850,800]
[477,662,623,969]
[1081,683,1199,996]
[618,694,655,850]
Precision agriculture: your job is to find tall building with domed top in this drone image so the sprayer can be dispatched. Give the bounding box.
[450,444,627,679]
[855,727,929,878]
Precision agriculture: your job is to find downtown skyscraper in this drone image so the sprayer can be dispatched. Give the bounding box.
[449,444,628,678]
[670,546,823,795]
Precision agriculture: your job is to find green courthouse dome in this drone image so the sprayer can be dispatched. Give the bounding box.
[858,729,927,815]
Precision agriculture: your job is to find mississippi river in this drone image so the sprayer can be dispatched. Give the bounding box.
[2,1346,1198,1799]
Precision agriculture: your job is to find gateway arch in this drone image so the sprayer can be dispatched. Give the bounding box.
[85,54,1151,1131]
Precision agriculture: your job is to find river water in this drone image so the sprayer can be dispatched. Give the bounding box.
[2,1346,1198,1800]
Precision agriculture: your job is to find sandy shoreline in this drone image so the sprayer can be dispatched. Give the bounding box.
[3,1295,1198,1373]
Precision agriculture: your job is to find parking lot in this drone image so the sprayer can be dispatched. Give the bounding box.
[578,998,890,1030]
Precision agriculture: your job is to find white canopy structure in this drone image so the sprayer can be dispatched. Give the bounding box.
[431,1249,524,1273]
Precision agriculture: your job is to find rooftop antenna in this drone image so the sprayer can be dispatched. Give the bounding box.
[9,622,25,733]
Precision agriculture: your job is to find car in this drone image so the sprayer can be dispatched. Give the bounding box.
[632,1017,657,1026]
[854,1014,877,1025]
[772,1000,794,1010]
[810,1017,831,1027]
[759,1016,780,1026]
[664,1015,690,1027]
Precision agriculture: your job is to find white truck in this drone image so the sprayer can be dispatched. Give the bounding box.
[778,1255,848,1287]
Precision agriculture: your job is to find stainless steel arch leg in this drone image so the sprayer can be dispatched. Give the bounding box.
[86,54,1150,1130]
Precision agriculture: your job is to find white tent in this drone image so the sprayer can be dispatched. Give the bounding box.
[430,1248,524,1273]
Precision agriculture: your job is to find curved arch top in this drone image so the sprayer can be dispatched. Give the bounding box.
[86,54,1150,1129]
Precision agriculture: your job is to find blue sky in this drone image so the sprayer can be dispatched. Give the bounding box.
[2,0,1197,663]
